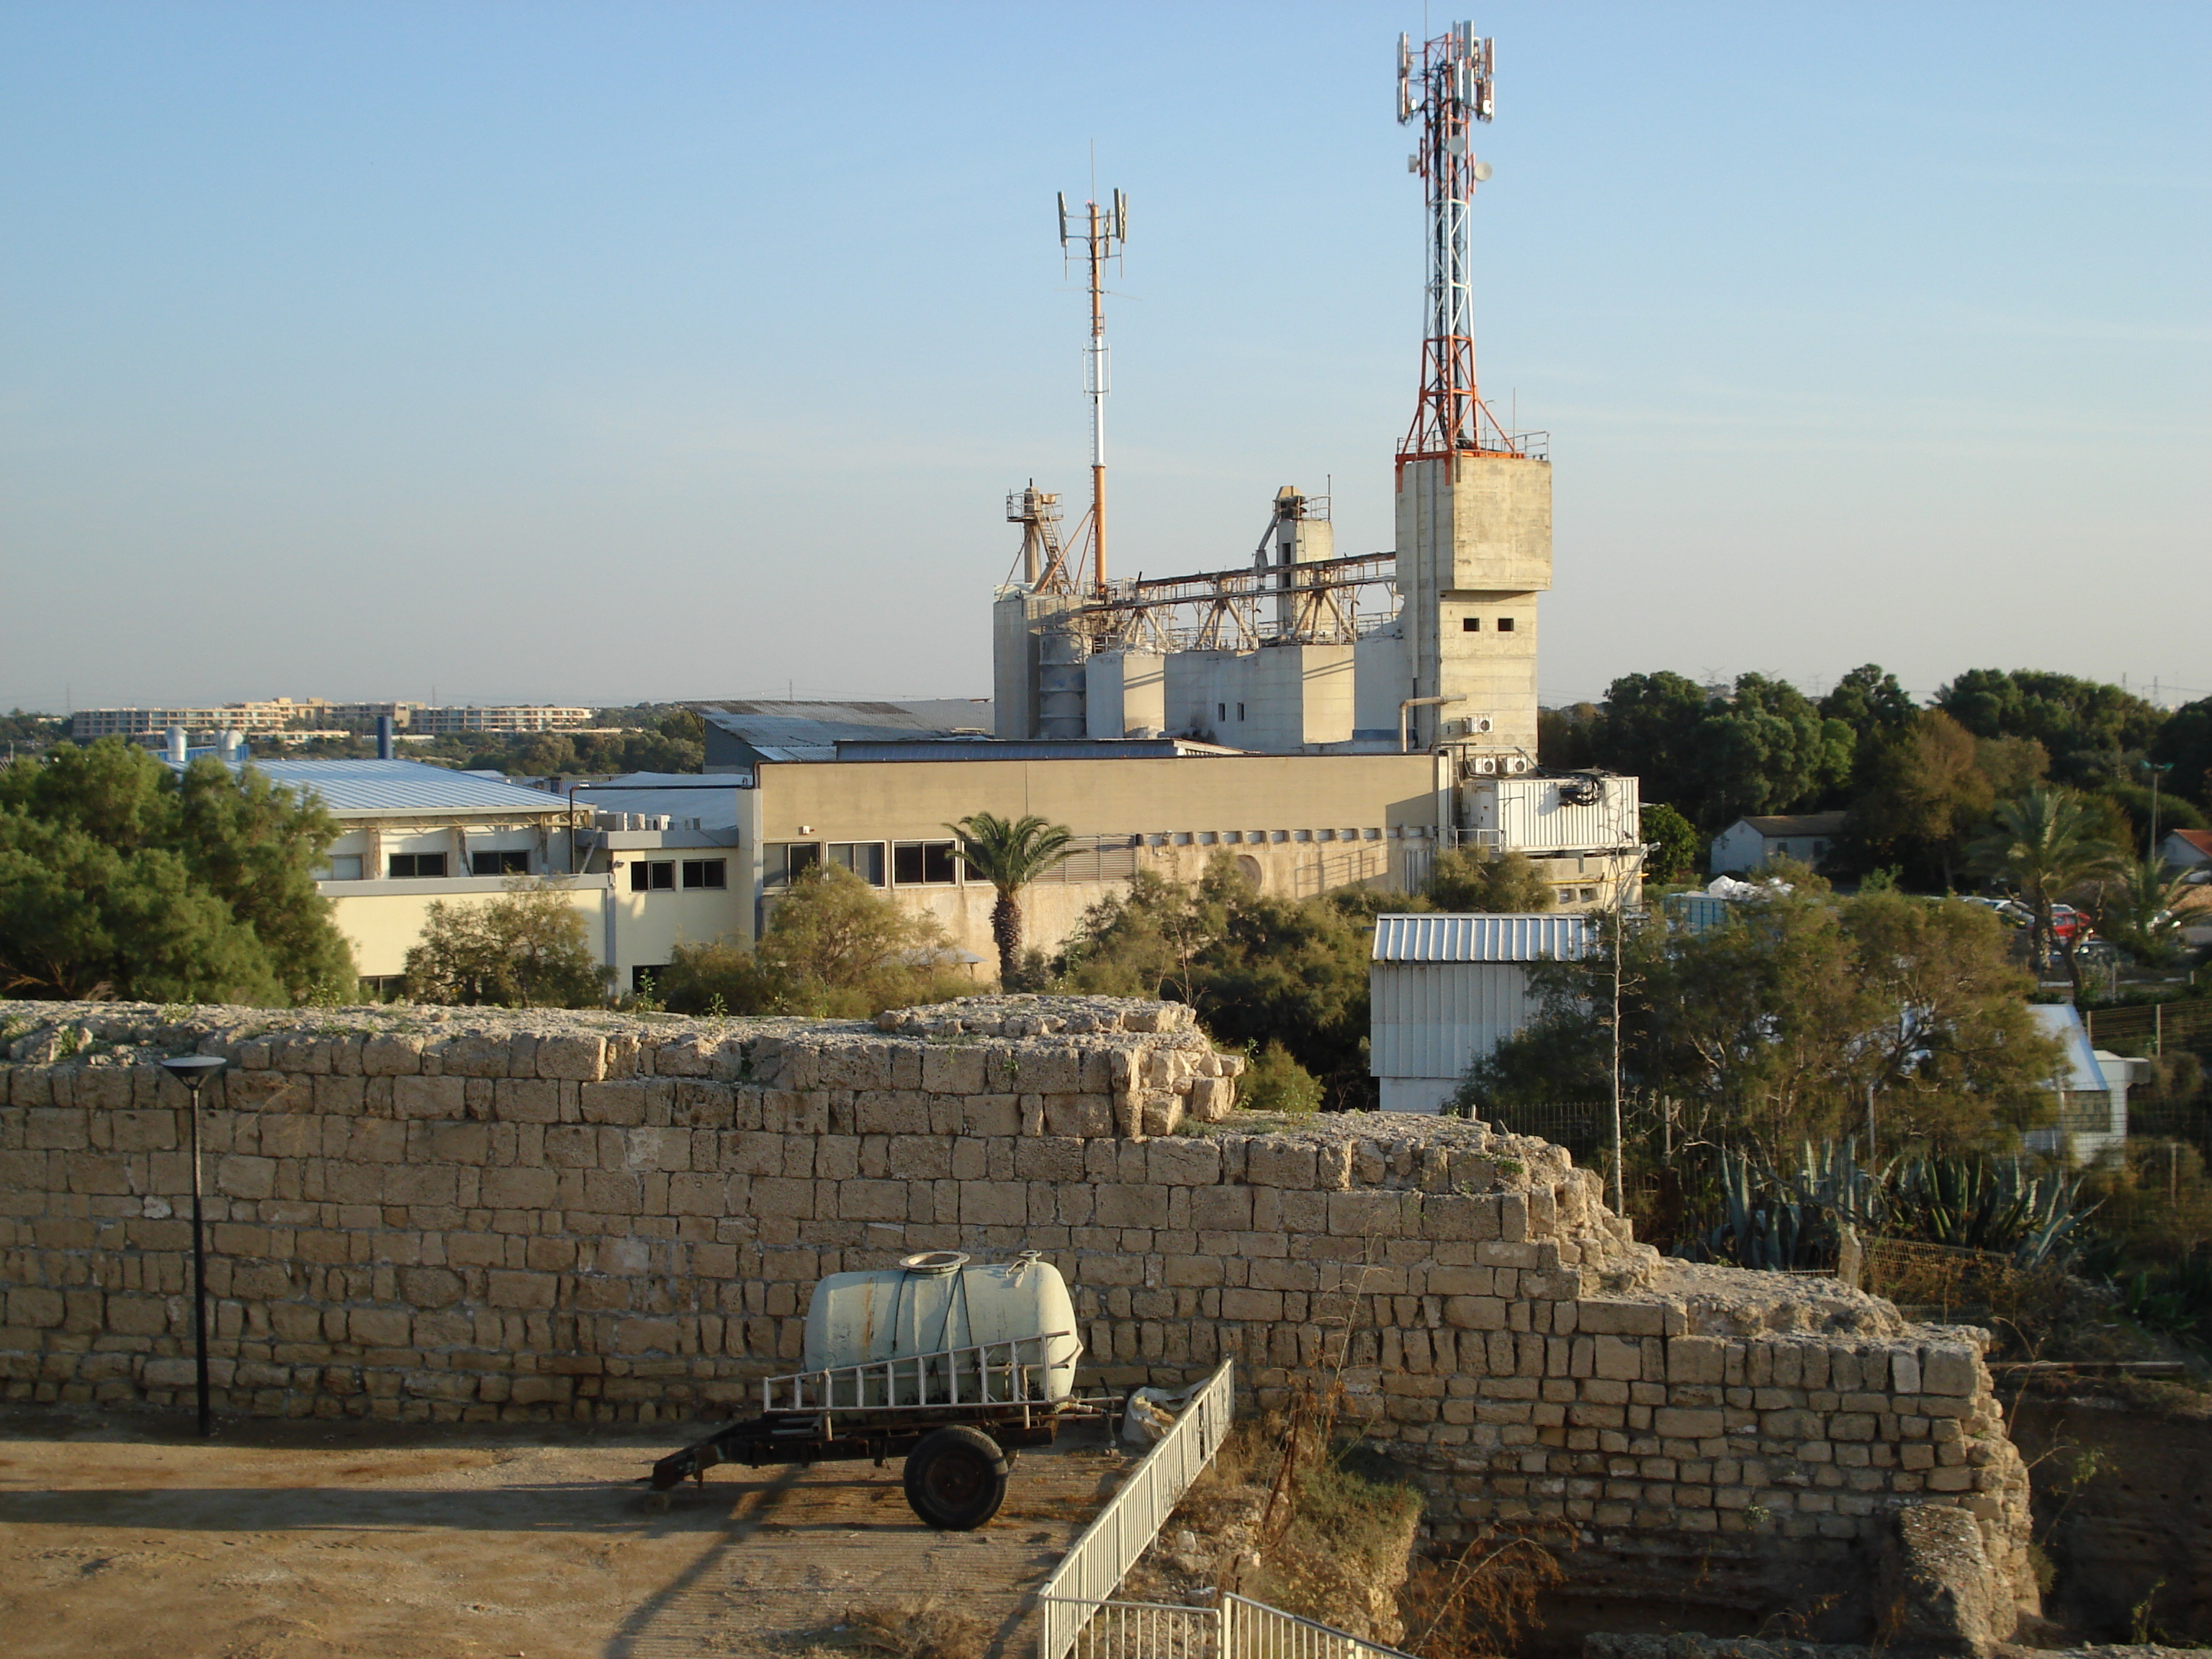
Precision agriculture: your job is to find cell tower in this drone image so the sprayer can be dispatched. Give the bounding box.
[1058,186,1128,597]
[1397,23,1519,474]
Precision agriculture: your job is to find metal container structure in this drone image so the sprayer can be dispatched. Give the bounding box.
[804,1251,1080,1406]
[1460,775,1640,856]
[1368,913,1593,1114]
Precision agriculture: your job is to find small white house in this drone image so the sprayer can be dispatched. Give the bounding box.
[2023,1003,2129,1164]
[1368,913,1595,1114]
[2159,828,2212,874]
[1708,811,1848,875]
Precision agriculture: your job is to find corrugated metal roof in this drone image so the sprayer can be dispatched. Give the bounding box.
[184,758,572,817]
[695,700,994,749]
[832,738,1219,763]
[1734,812,1849,836]
[1370,913,1596,963]
[2028,1003,2107,1093]
[576,773,745,829]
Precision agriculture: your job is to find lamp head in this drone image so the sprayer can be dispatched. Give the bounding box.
[161,1056,230,1094]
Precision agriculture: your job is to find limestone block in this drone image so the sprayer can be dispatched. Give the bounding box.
[393,1076,467,1121]
[1575,1298,1666,1337]
[1667,1336,1727,1385]
[349,1306,413,1346]
[1921,1345,1978,1397]
[436,1035,509,1078]
[958,1182,1027,1227]
[361,1035,425,1076]
[1147,1138,1220,1187]
[1878,1500,2011,1650]
[1092,1184,1171,1228]
[1140,1094,1184,1137]
[536,1034,608,1083]
[482,1166,557,1209]
[654,1037,715,1077]
[492,1079,561,1124]
[1244,1139,1317,1190]
[1184,1076,1235,1121]
[580,1082,651,1125]
[1044,1095,1115,1137]
[920,1046,986,1096]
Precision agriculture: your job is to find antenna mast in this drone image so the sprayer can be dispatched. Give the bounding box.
[1058,186,1128,596]
[1398,22,1517,476]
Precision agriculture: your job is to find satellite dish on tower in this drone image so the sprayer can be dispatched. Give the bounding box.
[1471,160,1493,181]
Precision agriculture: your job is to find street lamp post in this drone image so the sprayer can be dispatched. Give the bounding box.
[2142,761,2172,860]
[159,1055,230,1437]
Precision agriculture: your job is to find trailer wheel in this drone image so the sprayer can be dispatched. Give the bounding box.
[902,1426,1008,1530]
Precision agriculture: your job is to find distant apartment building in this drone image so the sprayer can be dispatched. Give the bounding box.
[69,698,593,742]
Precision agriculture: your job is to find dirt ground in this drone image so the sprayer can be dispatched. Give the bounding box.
[0,1411,1130,1659]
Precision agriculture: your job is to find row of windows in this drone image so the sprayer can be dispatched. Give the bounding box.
[766,840,961,889]
[1460,616,1516,631]
[379,850,531,879]
[627,858,727,891]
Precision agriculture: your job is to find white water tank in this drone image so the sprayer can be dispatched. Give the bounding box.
[803,1252,1081,1403]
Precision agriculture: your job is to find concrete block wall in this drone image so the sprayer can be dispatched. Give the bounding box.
[0,994,2033,1637]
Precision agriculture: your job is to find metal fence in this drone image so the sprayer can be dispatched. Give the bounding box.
[1038,1360,1235,1659]
[1220,1594,1417,1659]
[1045,1593,1417,1659]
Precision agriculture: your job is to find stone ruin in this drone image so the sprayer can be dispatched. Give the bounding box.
[0,994,2037,1648]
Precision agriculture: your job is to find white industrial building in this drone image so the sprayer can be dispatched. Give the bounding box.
[2023,1004,2131,1165]
[1368,912,1594,1114]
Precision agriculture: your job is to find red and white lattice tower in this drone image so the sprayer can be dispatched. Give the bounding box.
[1396,23,1515,476]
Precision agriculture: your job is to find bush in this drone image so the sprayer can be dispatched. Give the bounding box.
[1240,1040,1323,1115]
[403,879,610,1008]
[657,865,976,1018]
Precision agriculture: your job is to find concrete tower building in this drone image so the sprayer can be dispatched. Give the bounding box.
[1395,451,1550,757]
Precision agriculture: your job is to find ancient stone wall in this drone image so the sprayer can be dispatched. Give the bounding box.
[0,996,2034,1640]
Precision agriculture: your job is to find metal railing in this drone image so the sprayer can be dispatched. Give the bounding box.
[1222,1593,1417,1659]
[1043,1593,1416,1659]
[1038,1360,1236,1659]
[1050,1599,1219,1658]
[761,1331,1078,1425]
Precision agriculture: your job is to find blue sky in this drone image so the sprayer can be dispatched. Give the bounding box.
[2,2,2205,713]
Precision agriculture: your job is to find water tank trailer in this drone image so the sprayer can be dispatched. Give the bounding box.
[646,1251,1092,1529]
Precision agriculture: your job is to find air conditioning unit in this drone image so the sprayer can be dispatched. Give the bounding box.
[1446,715,1496,739]
[1471,715,1494,734]
[1469,755,1500,775]
[1505,756,1532,774]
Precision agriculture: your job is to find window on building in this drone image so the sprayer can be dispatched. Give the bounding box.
[680,858,727,889]
[763,842,822,887]
[387,853,448,878]
[829,842,886,886]
[1462,617,1480,631]
[1236,703,1246,721]
[894,840,958,885]
[1496,616,1515,632]
[629,860,675,891]
[318,854,364,881]
[471,850,529,876]
[1216,703,1226,721]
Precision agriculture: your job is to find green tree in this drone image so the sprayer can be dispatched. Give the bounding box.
[1966,786,2127,998]
[403,878,610,1007]
[2084,857,2193,966]
[1425,846,1555,912]
[1936,669,2164,788]
[1465,884,2060,1161]
[1845,709,1993,890]
[1818,663,1917,793]
[2150,695,2212,811]
[945,811,1077,987]
[1639,803,1700,884]
[660,865,974,1020]
[1589,670,1853,829]
[1057,856,1375,1105]
[0,739,353,1003]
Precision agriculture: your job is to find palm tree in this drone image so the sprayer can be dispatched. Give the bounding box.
[1966,787,2126,998]
[945,812,1078,988]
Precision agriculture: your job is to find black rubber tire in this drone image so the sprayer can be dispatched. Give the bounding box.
[902,1426,1009,1530]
